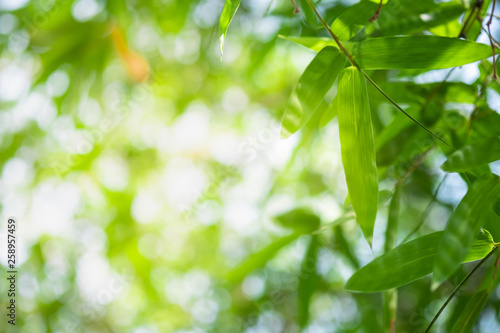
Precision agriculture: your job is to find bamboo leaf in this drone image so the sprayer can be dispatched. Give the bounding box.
[278,35,341,52]
[331,0,380,41]
[351,36,495,70]
[298,235,321,327]
[450,289,489,333]
[219,0,242,57]
[337,66,378,245]
[299,0,317,27]
[432,174,500,289]
[227,233,300,283]
[346,229,495,292]
[281,46,347,138]
[365,2,464,37]
[442,136,500,172]
[274,209,320,234]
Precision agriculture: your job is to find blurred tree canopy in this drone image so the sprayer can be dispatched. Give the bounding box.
[1,0,500,332]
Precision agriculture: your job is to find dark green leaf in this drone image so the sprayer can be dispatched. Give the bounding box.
[346,229,495,292]
[366,2,464,37]
[441,136,500,172]
[433,174,500,288]
[298,235,321,327]
[450,289,490,333]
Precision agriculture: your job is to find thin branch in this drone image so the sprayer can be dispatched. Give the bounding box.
[401,174,447,244]
[291,0,299,14]
[486,0,497,79]
[369,0,384,22]
[489,249,500,290]
[424,246,499,333]
[458,0,484,38]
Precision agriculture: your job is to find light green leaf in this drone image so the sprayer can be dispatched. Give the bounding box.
[337,66,378,246]
[331,0,380,41]
[281,46,347,138]
[319,95,338,127]
[227,233,300,283]
[441,136,500,172]
[346,229,495,292]
[273,208,321,234]
[219,0,242,57]
[278,35,340,52]
[432,174,500,288]
[351,36,495,70]
[450,289,490,333]
[298,235,321,327]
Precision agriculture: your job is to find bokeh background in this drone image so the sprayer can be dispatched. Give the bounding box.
[1,0,500,332]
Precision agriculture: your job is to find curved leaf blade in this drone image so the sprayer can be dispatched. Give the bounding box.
[352,36,494,70]
[442,136,500,172]
[346,229,495,292]
[433,174,500,288]
[450,289,489,333]
[219,0,242,57]
[278,35,339,52]
[337,66,378,245]
[281,46,347,138]
[227,233,300,283]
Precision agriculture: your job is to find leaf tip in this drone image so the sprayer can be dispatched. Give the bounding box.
[219,34,225,61]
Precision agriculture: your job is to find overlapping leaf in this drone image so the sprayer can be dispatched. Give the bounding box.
[330,0,380,41]
[337,66,378,245]
[281,46,347,138]
[365,1,464,37]
[346,229,495,292]
[442,136,500,172]
[433,174,500,288]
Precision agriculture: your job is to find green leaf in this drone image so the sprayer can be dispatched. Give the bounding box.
[298,235,321,327]
[337,66,378,245]
[281,46,347,138]
[432,174,500,288]
[441,136,500,172]
[346,229,495,292]
[384,187,401,253]
[219,0,242,57]
[331,0,380,41]
[278,35,340,52]
[299,0,317,27]
[351,36,495,70]
[365,2,464,37]
[450,289,490,333]
[227,233,300,283]
[319,95,338,127]
[274,209,321,233]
